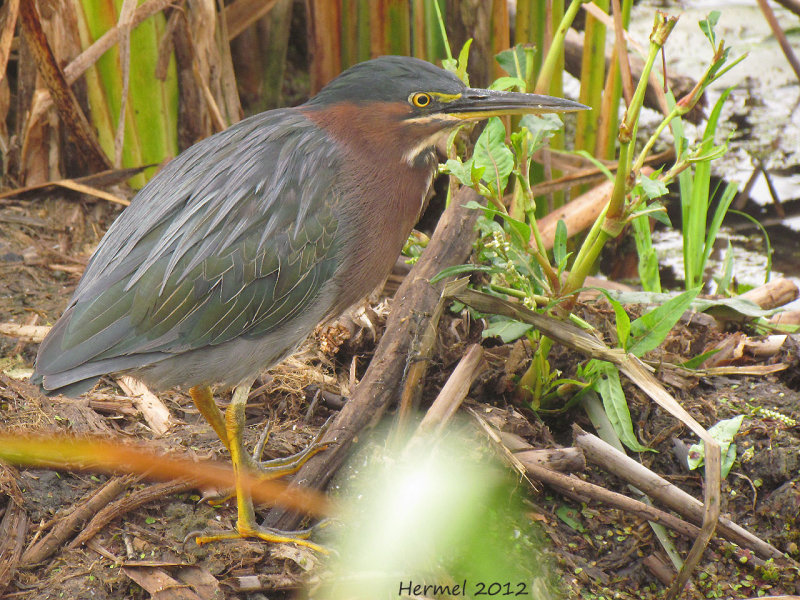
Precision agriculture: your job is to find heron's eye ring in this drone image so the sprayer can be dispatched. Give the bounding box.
[411,93,432,108]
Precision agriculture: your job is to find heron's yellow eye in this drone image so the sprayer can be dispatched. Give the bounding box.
[411,93,432,108]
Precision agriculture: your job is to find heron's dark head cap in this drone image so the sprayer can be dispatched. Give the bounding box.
[305,55,587,123]
[306,56,465,107]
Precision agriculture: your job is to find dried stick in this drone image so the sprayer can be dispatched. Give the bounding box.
[522,458,702,541]
[417,344,485,434]
[18,1,111,172]
[264,187,485,531]
[756,0,800,83]
[573,426,784,560]
[21,475,135,566]
[0,499,27,597]
[70,479,196,549]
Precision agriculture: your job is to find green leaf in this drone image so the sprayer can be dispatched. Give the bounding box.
[519,114,563,150]
[455,39,473,85]
[687,414,744,478]
[482,317,533,343]
[646,201,671,226]
[607,293,631,350]
[473,117,514,198]
[699,11,720,47]
[713,240,735,295]
[553,220,567,269]
[587,360,650,453]
[430,264,493,284]
[638,173,669,200]
[679,349,720,369]
[555,505,585,532]
[630,212,661,294]
[637,246,660,294]
[489,76,526,91]
[607,290,778,319]
[628,287,701,357]
[468,197,531,250]
[443,158,484,187]
[495,44,529,79]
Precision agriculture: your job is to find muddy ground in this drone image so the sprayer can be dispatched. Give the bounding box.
[0,194,799,599]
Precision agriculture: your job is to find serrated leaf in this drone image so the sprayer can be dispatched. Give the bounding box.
[628,287,701,357]
[473,117,514,198]
[588,360,650,453]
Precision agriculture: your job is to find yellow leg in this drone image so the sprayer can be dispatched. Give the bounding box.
[194,384,327,552]
[189,385,229,450]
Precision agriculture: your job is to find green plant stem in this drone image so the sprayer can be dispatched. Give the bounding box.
[562,12,676,301]
[632,51,745,175]
[534,0,586,94]
[432,0,452,60]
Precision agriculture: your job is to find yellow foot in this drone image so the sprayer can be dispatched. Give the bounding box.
[189,523,328,553]
[204,417,334,505]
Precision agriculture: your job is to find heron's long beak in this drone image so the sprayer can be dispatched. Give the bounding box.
[445,88,588,120]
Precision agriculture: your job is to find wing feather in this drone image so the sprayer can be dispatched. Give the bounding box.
[34,108,344,391]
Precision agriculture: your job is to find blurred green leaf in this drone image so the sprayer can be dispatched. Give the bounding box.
[489,76,526,91]
[520,114,563,150]
[699,10,720,47]
[638,173,668,200]
[495,44,529,79]
[556,505,585,532]
[482,317,534,343]
[430,264,494,284]
[553,220,570,273]
[455,39,473,85]
[687,414,744,477]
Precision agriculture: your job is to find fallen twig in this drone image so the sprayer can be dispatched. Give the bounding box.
[416,344,485,435]
[573,426,784,560]
[116,376,173,436]
[70,479,195,550]
[21,475,135,566]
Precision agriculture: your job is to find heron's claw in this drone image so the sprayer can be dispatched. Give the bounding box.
[186,523,328,553]
[242,414,335,476]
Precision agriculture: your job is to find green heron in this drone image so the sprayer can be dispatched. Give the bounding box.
[32,56,585,548]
